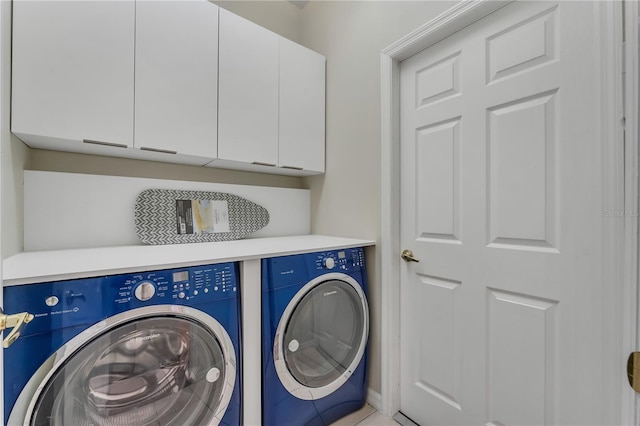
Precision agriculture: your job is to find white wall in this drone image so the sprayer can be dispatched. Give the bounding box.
[300,0,456,394]
[24,171,310,251]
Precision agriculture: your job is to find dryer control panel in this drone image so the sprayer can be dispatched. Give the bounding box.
[314,247,365,272]
[263,247,366,291]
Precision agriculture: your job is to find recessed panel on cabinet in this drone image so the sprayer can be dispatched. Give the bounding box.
[218,9,279,166]
[12,1,135,148]
[134,0,218,162]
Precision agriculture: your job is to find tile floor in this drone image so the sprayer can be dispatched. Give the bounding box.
[330,404,399,426]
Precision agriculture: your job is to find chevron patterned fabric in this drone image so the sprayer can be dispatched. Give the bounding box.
[135,189,270,245]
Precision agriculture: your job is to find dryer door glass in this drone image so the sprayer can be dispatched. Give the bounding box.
[30,316,228,426]
[283,279,366,388]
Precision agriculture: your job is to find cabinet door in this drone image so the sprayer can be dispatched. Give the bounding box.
[279,38,326,173]
[12,1,134,148]
[218,9,279,166]
[135,0,218,161]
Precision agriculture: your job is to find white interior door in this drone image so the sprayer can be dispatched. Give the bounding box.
[399,1,622,424]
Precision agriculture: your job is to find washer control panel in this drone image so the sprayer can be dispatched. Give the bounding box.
[113,262,237,307]
[3,262,239,339]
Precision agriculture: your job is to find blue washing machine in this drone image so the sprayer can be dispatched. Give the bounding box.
[4,262,241,426]
[262,247,369,426]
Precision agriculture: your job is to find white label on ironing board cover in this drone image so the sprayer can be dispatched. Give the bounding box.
[176,200,230,234]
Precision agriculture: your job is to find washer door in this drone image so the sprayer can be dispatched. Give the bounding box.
[273,273,369,400]
[13,306,236,426]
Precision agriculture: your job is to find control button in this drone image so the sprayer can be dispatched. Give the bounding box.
[204,288,209,293]
[45,296,59,307]
[324,257,336,269]
[134,282,156,301]
[178,292,186,299]
[193,290,199,296]
[214,286,219,291]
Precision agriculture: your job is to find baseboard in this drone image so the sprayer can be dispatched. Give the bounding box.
[366,388,383,412]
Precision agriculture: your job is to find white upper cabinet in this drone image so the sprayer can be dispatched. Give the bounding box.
[12,1,135,149]
[278,38,326,173]
[135,1,218,163]
[217,9,279,167]
[11,4,325,175]
[216,10,326,175]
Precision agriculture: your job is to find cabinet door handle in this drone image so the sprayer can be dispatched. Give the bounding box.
[140,146,178,155]
[83,139,128,149]
[252,161,276,167]
[280,165,303,170]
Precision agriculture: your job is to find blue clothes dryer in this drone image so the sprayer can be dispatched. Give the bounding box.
[262,247,369,426]
[4,262,241,426]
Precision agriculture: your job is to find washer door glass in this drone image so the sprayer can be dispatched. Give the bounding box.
[31,317,227,426]
[283,279,366,388]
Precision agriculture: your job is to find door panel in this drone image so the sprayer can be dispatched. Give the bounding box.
[134,0,218,159]
[414,274,461,410]
[486,289,557,425]
[400,2,615,424]
[415,118,461,243]
[218,9,279,165]
[488,90,557,250]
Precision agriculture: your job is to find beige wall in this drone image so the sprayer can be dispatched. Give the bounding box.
[214,0,303,42]
[300,0,454,394]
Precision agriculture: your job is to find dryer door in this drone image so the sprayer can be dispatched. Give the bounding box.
[274,273,369,400]
[12,306,236,426]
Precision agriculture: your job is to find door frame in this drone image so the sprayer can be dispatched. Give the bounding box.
[379,0,637,422]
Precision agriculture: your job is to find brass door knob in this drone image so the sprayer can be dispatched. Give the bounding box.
[401,249,420,263]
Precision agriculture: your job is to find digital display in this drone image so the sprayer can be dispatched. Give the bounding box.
[173,271,189,282]
[338,251,346,259]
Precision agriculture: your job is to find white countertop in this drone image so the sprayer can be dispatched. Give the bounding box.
[2,235,375,286]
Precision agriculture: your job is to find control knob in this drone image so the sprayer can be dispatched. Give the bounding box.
[134,282,156,301]
[323,257,336,269]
